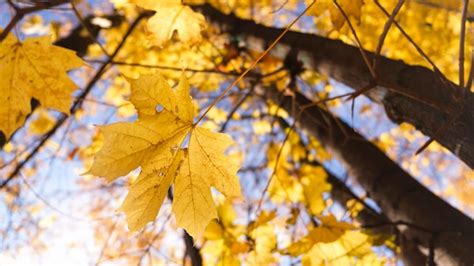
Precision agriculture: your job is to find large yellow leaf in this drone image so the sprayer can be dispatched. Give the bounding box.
[172,148,218,239]
[189,127,241,198]
[120,150,185,232]
[131,0,207,46]
[89,72,241,239]
[0,34,84,138]
[86,113,189,181]
[172,127,241,237]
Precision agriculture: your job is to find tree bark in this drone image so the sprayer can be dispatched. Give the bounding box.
[263,85,474,265]
[196,4,474,169]
[277,117,427,264]
[325,166,428,265]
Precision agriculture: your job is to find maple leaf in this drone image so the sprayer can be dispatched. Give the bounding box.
[88,72,241,239]
[0,33,84,139]
[131,0,207,46]
[287,214,355,256]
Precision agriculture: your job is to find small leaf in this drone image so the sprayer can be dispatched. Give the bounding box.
[131,0,207,46]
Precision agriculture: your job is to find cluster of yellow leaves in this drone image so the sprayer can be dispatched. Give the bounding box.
[203,201,279,266]
[287,214,354,255]
[312,0,472,83]
[130,0,206,47]
[203,201,250,265]
[267,143,331,215]
[88,72,241,239]
[286,214,385,265]
[0,33,84,138]
[301,230,385,266]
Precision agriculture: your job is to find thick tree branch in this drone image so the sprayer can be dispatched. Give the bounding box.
[276,102,427,265]
[263,84,474,265]
[195,4,474,168]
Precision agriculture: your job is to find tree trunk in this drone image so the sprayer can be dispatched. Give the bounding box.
[263,85,474,265]
[196,4,474,169]
[278,118,427,265]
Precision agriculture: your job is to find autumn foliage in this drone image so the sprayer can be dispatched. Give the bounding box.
[0,0,473,265]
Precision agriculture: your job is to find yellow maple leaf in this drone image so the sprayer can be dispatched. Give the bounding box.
[88,72,241,239]
[311,214,355,242]
[300,165,331,215]
[302,231,381,266]
[119,150,185,231]
[249,210,277,232]
[246,224,277,266]
[287,214,355,256]
[0,34,84,138]
[131,0,207,46]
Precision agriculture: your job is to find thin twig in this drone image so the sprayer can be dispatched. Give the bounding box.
[194,0,318,125]
[95,218,118,266]
[466,50,474,90]
[71,1,110,57]
[332,0,376,79]
[373,0,405,72]
[459,0,470,89]
[427,233,437,266]
[220,85,256,132]
[373,0,440,73]
[0,0,69,42]
[254,119,296,215]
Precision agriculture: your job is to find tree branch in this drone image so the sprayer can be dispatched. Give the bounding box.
[0,0,70,42]
[263,83,474,265]
[195,3,474,168]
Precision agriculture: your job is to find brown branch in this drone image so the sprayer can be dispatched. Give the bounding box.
[466,51,474,90]
[70,1,110,57]
[195,3,474,168]
[0,0,70,42]
[264,83,474,264]
[373,0,440,74]
[87,59,242,76]
[275,115,427,265]
[373,0,405,72]
[333,0,376,79]
[220,85,256,132]
[415,0,470,156]
[459,0,470,88]
[183,231,203,266]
